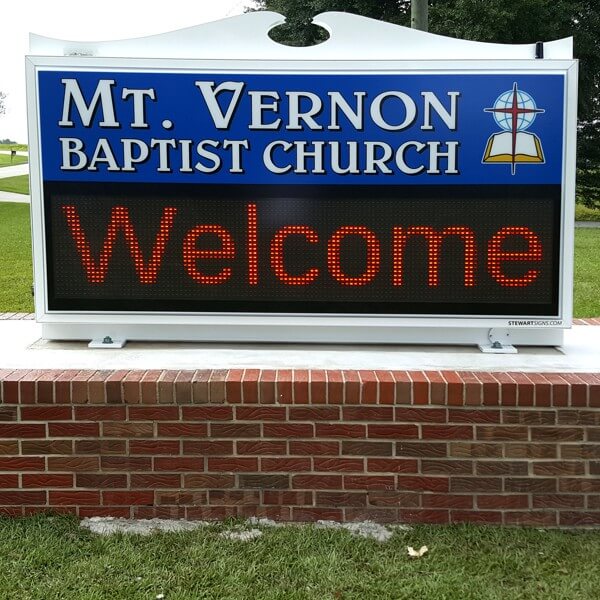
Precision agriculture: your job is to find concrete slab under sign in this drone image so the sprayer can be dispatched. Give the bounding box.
[0,320,597,372]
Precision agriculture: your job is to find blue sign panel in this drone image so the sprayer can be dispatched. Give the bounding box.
[38,71,564,186]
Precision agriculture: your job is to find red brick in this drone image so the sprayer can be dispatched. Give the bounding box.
[182,406,233,420]
[48,457,99,471]
[476,461,528,476]
[422,425,473,440]
[533,461,585,476]
[131,474,181,488]
[1,371,27,403]
[0,406,17,421]
[448,409,500,424]
[261,457,311,472]
[0,441,18,455]
[192,370,210,404]
[0,474,19,487]
[276,370,294,404]
[392,371,412,405]
[316,491,367,507]
[129,406,179,420]
[103,422,154,438]
[106,370,127,404]
[76,440,126,454]
[368,491,419,508]
[450,477,502,493]
[310,370,327,404]
[210,423,261,438]
[209,369,227,403]
[22,474,73,488]
[184,474,235,488]
[293,370,309,404]
[543,374,569,406]
[377,371,395,405]
[0,424,46,438]
[101,457,151,471]
[290,406,339,421]
[293,475,343,489]
[242,370,259,404]
[399,509,449,524]
[358,370,378,404]
[50,491,100,505]
[314,457,364,472]
[397,442,447,458]
[0,457,45,471]
[560,479,600,493]
[265,423,314,438]
[209,490,260,505]
[505,478,557,493]
[559,512,600,527]
[558,410,600,426]
[260,370,277,405]
[157,423,207,437]
[396,407,446,423]
[130,440,180,455]
[342,441,393,456]
[560,373,589,407]
[71,371,92,404]
[344,475,395,490]
[503,410,556,425]
[21,406,72,420]
[531,427,583,441]
[237,406,287,420]
[368,424,418,439]
[289,441,339,456]
[511,373,535,407]
[326,370,344,405]
[532,494,584,509]
[505,511,557,526]
[477,494,529,509]
[103,491,154,505]
[560,444,600,459]
[450,442,502,458]
[423,494,473,509]
[174,370,194,404]
[476,426,528,441]
[74,406,126,421]
[239,474,289,489]
[21,440,73,455]
[494,373,517,406]
[398,476,449,492]
[207,457,258,472]
[461,372,483,406]
[477,372,500,406]
[237,440,287,455]
[183,441,233,455]
[451,510,503,524]
[0,491,47,505]
[342,371,360,404]
[123,370,144,404]
[135,506,187,519]
[49,422,99,437]
[342,407,392,421]
[263,490,313,505]
[504,443,557,459]
[410,372,429,405]
[292,507,343,521]
[422,460,473,475]
[425,371,446,406]
[154,457,202,472]
[76,474,127,488]
[186,506,238,520]
[367,458,417,473]
[225,369,244,403]
[443,371,464,406]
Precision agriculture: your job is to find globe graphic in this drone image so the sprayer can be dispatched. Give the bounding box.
[492,89,539,132]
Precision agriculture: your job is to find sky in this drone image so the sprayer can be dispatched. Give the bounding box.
[0,0,254,143]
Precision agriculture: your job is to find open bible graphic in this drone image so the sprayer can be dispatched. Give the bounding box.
[483,83,545,174]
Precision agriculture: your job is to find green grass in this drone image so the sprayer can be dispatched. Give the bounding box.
[0,203,33,312]
[0,143,28,152]
[574,228,600,317]
[0,515,599,600]
[575,203,600,222]
[0,204,598,317]
[0,153,28,168]
[0,174,29,194]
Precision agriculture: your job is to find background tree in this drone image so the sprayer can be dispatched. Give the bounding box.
[0,91,6,117]
[250,0,600,207]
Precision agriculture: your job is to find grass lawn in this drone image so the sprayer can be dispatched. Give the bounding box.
[0,143,27,152]
[0,515,599,600]
[0,203,33,312]
[0,153,28,168]
[0,174,29,195]
[0,203,598,317]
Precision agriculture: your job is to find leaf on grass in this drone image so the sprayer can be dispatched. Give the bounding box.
[407,545,428,558]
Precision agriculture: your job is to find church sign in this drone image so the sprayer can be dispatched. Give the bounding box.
[25,12,578,346]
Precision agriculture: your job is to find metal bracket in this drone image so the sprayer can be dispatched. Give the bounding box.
[88,336,127,349]
[478,328,518,354]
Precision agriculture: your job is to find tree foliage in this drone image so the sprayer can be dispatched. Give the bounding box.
[251,0,600,206]
[0,91,6,117]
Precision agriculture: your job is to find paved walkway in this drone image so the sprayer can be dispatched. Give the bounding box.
[0,163,29,179]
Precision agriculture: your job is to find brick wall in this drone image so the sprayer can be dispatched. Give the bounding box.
[0,368,599,527]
